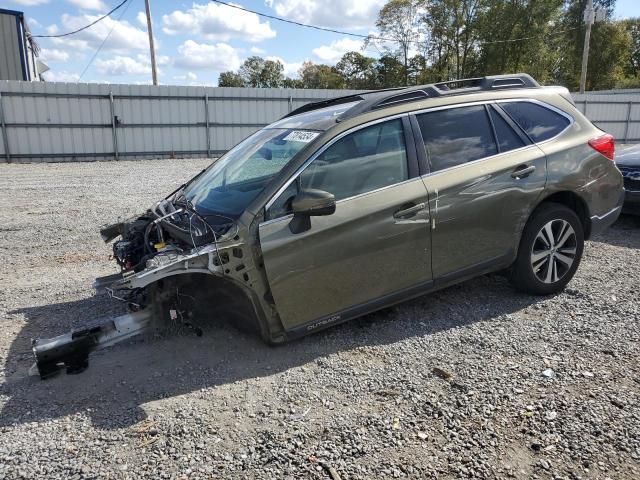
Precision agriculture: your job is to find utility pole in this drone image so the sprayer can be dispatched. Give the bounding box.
[144,0,158,86]
[579,0,594,94]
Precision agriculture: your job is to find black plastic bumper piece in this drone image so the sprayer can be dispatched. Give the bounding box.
[31,310,153,379]
[32,327,102,379]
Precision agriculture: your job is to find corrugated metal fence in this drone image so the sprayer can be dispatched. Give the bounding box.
[573,92,640,144]
[0,81,638,163]
[0,81,358,163]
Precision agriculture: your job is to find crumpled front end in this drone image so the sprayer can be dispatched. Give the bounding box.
[32,197,275,379]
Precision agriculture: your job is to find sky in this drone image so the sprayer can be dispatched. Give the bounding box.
[4,0,640,86]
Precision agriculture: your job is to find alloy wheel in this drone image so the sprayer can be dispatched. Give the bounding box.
[530,219,577,284]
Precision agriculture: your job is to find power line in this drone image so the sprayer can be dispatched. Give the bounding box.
[477,27,578,45]
[33,0,129,38]
[78,0,133,81]
[209,0,396,43]
[211,0,578,48]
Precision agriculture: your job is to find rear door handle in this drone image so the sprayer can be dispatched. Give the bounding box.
[394,202,427,219]
[511,165,536,179]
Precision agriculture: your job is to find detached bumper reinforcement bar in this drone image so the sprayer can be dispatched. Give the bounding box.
[32,310,153,379]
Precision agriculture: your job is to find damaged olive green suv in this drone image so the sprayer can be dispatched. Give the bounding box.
[33,74,624,378]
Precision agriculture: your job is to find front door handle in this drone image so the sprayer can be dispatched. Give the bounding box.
[394,202,427,219]
[511,164,536,179]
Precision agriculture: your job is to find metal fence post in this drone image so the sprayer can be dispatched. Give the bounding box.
[624,101,632,143]
[288,95,293,112]
[204,92,211,157]
[109,91,119,160]
[0,92,10,163]
[583,98,588,117]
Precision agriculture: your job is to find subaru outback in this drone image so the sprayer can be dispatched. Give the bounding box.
[33,74,624,378]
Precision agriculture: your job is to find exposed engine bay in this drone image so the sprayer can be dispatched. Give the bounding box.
[104,195,235,269]
[94,194,242,315]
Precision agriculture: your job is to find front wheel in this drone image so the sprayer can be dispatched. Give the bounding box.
[510,202,584,295]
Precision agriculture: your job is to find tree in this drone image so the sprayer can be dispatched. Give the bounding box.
[622,18,640,77]
[298,62,344,89]
[237,56,285,88]
[335,52,377,89]
[218,71,245,87]
[585,20,633,90]
[407,54,432,84]
[218,57,285,88]
[215,2,639,92]
[556,0,617,90]
[282,77,304,88]
[423,0,483,81]
[475,0,563,83]
[374,55,407,88]
[369,0,426,85]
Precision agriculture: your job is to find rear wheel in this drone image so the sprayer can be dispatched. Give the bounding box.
[510,203,584,295]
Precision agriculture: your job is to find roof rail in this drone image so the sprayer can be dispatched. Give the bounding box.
[338,74,540,120]
[433,74,539,92]
[282,86,406,119]
[281,74,540,121]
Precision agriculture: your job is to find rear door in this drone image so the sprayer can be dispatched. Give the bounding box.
[414,103,548,279]
[258,117,432,331]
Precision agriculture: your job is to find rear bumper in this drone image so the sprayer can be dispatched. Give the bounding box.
[590,190,624,236]
[622,189,640,215]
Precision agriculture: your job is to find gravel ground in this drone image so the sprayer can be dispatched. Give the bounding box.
[0,158,638,480]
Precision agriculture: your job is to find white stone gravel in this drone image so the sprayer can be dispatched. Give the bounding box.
[0,159,639,479]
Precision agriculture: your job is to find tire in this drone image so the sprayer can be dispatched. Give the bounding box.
[510,202,584,295]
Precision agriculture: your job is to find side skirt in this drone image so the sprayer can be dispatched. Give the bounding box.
[283,253,513,341]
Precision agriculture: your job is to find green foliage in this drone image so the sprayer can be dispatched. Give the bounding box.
[298,62,344,89]
[335,52,377,89]
[218,57,284,87]
[621,18,640,76]
[218,71,245,87]
[369,0,427,85]
[615,76,640,88]
[475,0,563,83]
[585,21,632,90]
[282,77,304,88]
[239,56,284,88]
[423,0,483,80]
[218,0,638,92]
[556,0,618,90]
[374,55,409,87]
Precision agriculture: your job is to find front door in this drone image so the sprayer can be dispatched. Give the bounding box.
[414,103,547,279]
[258,118,432,331]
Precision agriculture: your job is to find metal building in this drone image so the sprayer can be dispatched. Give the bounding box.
[0,8,43,81]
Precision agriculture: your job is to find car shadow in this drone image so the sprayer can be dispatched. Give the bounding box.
[1,273,546,430]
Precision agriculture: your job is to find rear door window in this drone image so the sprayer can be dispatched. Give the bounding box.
[416,105,497,172]
[488,106,526,153]
[500,101,570,142]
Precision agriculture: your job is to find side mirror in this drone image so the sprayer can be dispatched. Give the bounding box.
[289,189,336,234]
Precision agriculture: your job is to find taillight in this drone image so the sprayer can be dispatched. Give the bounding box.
[588,133,615,161]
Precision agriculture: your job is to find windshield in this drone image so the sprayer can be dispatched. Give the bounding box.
[183,128,319,217]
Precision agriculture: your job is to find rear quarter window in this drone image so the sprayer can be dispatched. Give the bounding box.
[500,101,570,142]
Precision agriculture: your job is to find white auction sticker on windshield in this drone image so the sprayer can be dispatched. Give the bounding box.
[283,130,320,143]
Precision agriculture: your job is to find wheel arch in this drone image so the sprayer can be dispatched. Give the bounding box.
[145,272,272,341]
[511,190,590,265]
[528,191,591,240]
